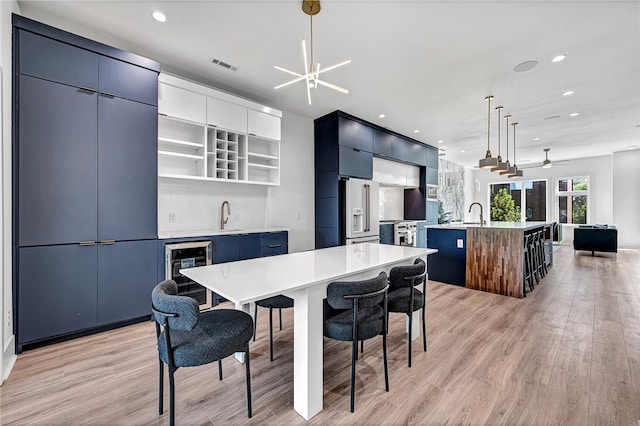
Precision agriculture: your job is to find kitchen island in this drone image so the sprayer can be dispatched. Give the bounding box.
[426,222,550,298]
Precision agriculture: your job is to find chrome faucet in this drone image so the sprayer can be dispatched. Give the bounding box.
[221,201,231,230]
[468,202,484,225]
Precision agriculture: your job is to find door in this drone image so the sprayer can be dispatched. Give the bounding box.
[345,178,379,239]
[97,240,158,324]
[98,95,157,241]
[18,244,98,344]
[18,75,98,246]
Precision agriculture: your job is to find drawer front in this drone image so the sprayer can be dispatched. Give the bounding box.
[260,243,288,257]
[260,231,288,247]
[338,146,373,179]
[99,56,158,105]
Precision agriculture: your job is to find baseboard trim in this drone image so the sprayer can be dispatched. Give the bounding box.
[1,334,17,385]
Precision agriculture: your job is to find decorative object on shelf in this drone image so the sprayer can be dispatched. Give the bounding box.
[500,114,515,176]
[493,105,508,172]
[490,188,522,221]
[274,0,351,105]
[426,184,438,201]
[479,96,499,169]
[510,122,524,178]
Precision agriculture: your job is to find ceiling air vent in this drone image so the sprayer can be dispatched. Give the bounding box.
[211,58,237,71]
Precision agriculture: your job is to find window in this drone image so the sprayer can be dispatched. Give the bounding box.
[489,179,547,221]
[556,177,589,224]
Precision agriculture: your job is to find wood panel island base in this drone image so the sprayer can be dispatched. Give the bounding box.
[427,222,550,298]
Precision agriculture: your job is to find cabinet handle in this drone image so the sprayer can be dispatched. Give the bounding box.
[353,148,361,152]
[79,241,96,246]
[99,240,115,245]
[158,113,168,117]
[99,91,116,98]
[249,133,256,136]
[269,244,283,248]
[78,87,97,93]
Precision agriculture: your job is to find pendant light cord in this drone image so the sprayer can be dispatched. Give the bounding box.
[496,106,503,160]
[309,14,314,72]
[512,122,518,166]
[504,115,510,164]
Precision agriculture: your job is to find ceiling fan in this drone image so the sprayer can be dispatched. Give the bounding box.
[520,148,569,169]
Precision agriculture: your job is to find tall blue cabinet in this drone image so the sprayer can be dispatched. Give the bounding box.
[13,15,160,351]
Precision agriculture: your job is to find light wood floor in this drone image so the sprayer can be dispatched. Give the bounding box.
[1,246,639,425]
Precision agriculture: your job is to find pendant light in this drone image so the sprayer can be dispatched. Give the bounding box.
[510,121,524,178]
[492,105,508,172]
[500,114,515,176]
[478,96,499,169]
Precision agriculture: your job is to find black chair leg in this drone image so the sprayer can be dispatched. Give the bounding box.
[245,345,252,418]
[168,367,175,426]
[382,333,389,392]
[408,313,413,368]
[360,339,364,354]
[422,307,427,352]
[253,304,258,341]
[158,359,164,415]
[218,359,223,380]
[350,338,357,413]
[269,307,274,362]
[279,308,283,330]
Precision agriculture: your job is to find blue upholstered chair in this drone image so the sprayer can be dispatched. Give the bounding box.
[151,280,254,425]
[387,258,427,367]
[323,272,389,412]
[253,295,294,361]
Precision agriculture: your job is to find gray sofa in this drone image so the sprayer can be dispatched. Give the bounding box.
[573,225,618,256]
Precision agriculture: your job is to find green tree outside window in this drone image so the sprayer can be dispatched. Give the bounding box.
[491,188,522,222]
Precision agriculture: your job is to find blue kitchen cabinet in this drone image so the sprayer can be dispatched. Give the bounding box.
[18,75,98,247]
[18,245,98,344]
[379,224,394,245]
[214,234,261,263]
[373,129,393,157]
[426,167,438,186]
[18,29,98,90]
[338,116,373,152]
[98,56,158,106]
[260,231,288,256]
[338,146,373,179]
[416,222,428,248]
[98,95,157,241]
[426,200,439,225]
[97,240,158,325]
[427,228,466,286]
[426,146,439,169]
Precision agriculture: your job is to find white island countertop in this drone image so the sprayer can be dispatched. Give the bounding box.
[158,226,290,239]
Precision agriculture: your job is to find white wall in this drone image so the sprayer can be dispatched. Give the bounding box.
[613,149,640,249]
[268,110,315,253]
[469,155,614,243]
[1,0,20,385]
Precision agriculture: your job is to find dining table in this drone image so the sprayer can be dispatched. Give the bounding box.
[180,243,437,420]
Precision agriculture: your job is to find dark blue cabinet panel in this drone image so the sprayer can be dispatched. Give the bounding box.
[426,167,438,185]
[18,245,98,344]
[99,56,158,106]
[427,228,466,286]
[316,227,340,249]
[426,146,439,169]
[338,146,373,179]
[97,240,158,324]
[315,145,339,174]
[260,231,288,256]
[393,136,427,164]
[98,96,157,241]
[338,116,373,152]
[315,197,340,228]
[239,234,261,260]
[18,30,98,90]
[18,75,98,246]
[214,235,241,263]
[380,224,394,245]
[373,129,393,157]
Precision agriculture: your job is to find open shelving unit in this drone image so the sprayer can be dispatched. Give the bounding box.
[158,115,205,178]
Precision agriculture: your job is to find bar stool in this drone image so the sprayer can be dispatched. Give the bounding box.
[534,230,546,280]
[528,232,540,285]
[523,233,534,296]
[538,230,548,276]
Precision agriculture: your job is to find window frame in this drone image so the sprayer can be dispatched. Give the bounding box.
[487,178,549,222]
[555,175,590,225]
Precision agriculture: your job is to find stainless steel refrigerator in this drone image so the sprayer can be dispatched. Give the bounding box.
[345,177,380,244]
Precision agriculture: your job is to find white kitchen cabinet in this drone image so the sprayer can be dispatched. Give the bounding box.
[373,157,420,187]
[248,109,281,141]
[158,73,281,185]
[406,164,420,187]
[206,96,247,134]
[158,82,206,123]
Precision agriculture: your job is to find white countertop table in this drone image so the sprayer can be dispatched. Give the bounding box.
[181,243,437,420]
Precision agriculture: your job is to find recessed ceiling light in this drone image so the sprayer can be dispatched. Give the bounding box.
[551,54,567,63]
[533,137,540,141]
[569,112,580,117]
[562,90,574,96]
[461,149,465,153]
[379,114,385,118]
[513,60,538,72]
[627,145,639,150]
[544,115,561,120]
[438,140,444,144]
[152,11,166,22]
[413,129,420,134]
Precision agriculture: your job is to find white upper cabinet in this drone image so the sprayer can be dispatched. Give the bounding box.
[158,82,206,123]
[373,157,420,188]
[207,96,247,134]
[406,164,420,187]
[248,109,281,141]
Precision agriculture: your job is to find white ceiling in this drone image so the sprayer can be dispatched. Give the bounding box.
[17,0,640,168]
